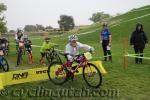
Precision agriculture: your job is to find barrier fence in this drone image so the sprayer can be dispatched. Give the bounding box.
[0,61,107,90]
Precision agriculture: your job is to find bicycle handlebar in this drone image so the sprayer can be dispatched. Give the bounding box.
[59,52,91,57]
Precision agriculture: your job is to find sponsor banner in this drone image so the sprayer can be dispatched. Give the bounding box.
[0,61,106,90]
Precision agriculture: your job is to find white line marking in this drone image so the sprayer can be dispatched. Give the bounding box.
[125,54,150,60]
[124,13,150,22]
[129,7,150,12]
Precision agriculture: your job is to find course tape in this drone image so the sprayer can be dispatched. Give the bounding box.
[9,43,62,51]
[93,52,122,59]
[0,61,107,90]
[10,43,42,48]
[9,42,150,60]
[126,52,149,56]
[125,54,150,60]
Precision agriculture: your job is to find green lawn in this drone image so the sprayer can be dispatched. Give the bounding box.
[0,5,150,100]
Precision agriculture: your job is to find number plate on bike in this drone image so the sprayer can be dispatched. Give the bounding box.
[84,52,92,60]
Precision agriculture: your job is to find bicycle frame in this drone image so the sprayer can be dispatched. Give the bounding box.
[47,47,57,56]
[61,54,89,74]
[48,52,102,88]
[46,46,61,63]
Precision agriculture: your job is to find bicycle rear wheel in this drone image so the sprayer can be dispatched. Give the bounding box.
[83,63,102,88]
[1,57,9,72]
[48,61,67,85]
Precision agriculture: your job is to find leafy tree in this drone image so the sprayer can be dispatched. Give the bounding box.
[89,12,111,23]
[116,13,122,16]
[9,30,15,33]
[58,15,75,31]
[0,3,7,33]
[24,25,37,32]
[36,24,45,31]
[45,25,53,30]
[24,24,46,32]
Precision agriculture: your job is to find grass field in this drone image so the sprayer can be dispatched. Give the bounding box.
[1,5,150,100]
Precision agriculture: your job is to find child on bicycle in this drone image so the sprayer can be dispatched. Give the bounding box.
[65,34,95,71]
[24,35,33,64]
[40,37,56,65]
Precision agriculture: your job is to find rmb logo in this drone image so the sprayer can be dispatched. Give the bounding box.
[12,72,29,80]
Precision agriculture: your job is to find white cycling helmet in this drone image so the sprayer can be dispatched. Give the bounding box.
[68,35,78,42]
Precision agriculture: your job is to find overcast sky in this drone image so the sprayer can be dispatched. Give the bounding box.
[1,0,150,30]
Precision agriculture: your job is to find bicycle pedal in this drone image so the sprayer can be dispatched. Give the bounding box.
[67,76,74,81]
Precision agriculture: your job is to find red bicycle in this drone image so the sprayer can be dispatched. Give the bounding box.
[47,52,102,88]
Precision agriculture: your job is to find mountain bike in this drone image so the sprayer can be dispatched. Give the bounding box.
[47,52,102,88]
[0,50,9,72]
[46,46,62,64]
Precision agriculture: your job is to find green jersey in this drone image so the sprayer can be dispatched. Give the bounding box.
[40,42,57,53]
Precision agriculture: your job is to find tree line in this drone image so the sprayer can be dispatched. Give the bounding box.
[0,3,112,33]
[0,3,7,33]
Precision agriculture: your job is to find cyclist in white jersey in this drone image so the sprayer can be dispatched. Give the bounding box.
[65,35,94,62]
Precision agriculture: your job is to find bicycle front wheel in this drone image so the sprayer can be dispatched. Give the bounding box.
[1,57,9,72]
[47,61,67,85]
[83,63,102,88]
